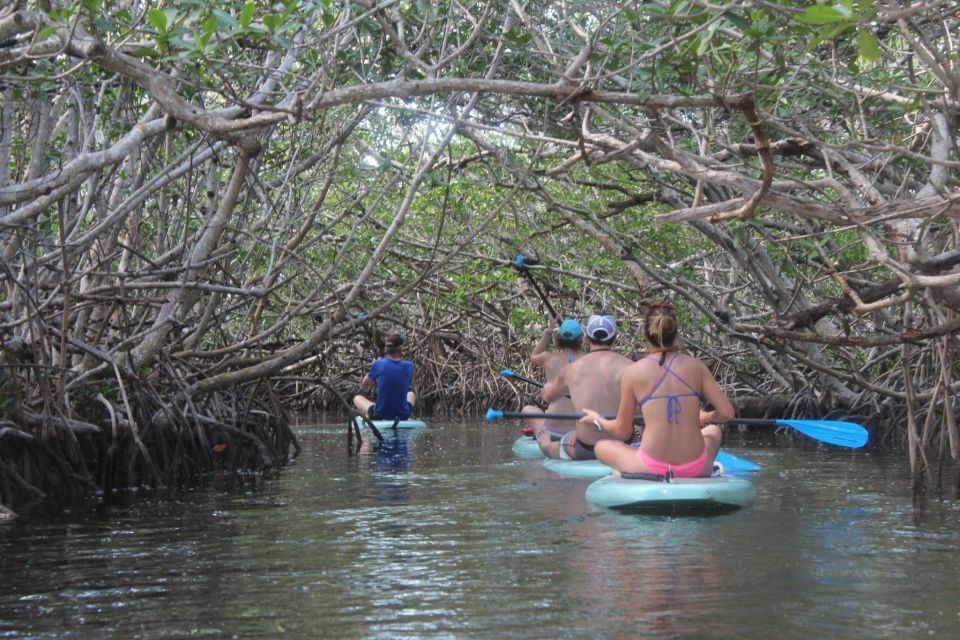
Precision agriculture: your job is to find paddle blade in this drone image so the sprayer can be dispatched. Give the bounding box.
[777,419,868,448]
[715,450,761,474]
[485,408,503,421]
[499,368,514,377]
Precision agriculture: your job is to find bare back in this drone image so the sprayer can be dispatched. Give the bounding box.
[563,350,633,445]
[625,352,731,463]
[533,349,580,383]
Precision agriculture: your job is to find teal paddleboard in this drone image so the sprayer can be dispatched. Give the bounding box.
[585,474,757,513]
[512,436,544,458]
[352,417,427,430]
[543,458,612,478]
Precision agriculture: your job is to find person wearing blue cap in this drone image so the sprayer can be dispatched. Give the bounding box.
[519,316,584,440]
[537,312,635,459]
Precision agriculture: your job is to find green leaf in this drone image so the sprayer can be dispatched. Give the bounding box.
[239,2,256,28]
[504,29,532,48]
[797,6,848,24]
[263,14,283,32]
[195,28,211,49]
[163,9,179,30]
[725,13,751,31]
[212,9,239,28]
[148,8,168,32]
[203,16,217,35]
[858,29,881,61]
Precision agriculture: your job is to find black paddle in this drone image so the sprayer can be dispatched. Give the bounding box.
[313,377,383,445]
[499,368,545,388]
[513,254,561,322]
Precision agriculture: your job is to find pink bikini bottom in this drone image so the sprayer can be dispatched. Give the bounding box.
[636,447,708,478]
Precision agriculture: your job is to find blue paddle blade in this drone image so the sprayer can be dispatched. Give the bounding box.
[485,408,503,421]
[776,419,868,448]
[715,450,761,474]
[499,369,514,376]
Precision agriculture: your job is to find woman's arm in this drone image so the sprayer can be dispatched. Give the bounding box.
[699,361,735,425]
[530,317,556,362]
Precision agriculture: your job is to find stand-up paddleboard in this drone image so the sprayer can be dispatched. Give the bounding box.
[543,458,612,478]
[352,417,427,430]
[585,473,757,513]
[512,436,544,458]
[541,450,760,479]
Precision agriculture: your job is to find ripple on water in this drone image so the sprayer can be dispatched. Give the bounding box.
[3,423,960,639]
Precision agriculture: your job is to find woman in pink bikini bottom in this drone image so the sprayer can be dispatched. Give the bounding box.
[579,304,735,478]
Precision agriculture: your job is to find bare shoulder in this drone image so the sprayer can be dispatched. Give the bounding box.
[678,353,712,382]
[623,357,652,378]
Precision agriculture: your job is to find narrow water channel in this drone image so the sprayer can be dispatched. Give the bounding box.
[2,418,959,639]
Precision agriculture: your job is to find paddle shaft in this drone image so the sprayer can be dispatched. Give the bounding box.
[513,258,560,322]
[496,411,817,427]
[356,412,385,443]
[503,372,544,388]
[492,411,865,448]
[493,410,636,423]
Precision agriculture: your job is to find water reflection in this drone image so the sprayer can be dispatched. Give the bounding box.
[515,465,735,638]
[359,429,421,503]
[2,421,960,639]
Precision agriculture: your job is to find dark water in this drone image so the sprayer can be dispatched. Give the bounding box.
[2,419,959,639]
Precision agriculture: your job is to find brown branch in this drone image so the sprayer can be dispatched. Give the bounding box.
[736,317,960,347]
[708,96,774,222]
[782,248,960,330]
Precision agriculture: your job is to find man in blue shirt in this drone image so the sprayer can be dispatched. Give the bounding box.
[353,334,416,420]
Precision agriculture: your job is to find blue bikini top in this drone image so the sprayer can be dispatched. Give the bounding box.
[637,352,705,425]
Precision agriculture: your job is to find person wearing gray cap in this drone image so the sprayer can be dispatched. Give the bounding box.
[537,313,635,459]
[519,316,584,440]
[581,303,734,477]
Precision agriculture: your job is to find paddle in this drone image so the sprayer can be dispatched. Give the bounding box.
[350,309,390,445]
[513,254,560,322]
[487,409,625,422]
[313,377,384,446]
[485,409,868,448]
[714,450,762,473]
[499,368,545,388]
[355,411,385,445]
[727,418,868,449]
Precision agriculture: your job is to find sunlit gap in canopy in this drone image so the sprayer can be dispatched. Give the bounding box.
[362,99,579,160]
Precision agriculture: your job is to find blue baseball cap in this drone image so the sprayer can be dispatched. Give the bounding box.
[558,319,583,340]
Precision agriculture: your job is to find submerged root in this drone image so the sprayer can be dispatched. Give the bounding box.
[0,380,299,513]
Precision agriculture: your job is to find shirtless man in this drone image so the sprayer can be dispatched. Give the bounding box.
[536,313,634,460]
[520,317,583,439]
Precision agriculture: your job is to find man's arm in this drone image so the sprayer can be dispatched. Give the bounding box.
[359,374,373,391]
[359,359,377,391]
[541,367,568,403]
